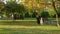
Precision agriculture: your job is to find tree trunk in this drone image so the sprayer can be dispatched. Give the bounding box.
[52,0,59,27]
[56,14,59,27]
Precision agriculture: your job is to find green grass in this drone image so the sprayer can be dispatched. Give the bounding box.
[0,18,36,20]
[0,21,60,34]
[0,26,60,34]
[0,24,60,34]
[0,20,58,26]
[0,18,60,20]
[0,18,60,34]
[24,18,36,20]
[0,21,39,26]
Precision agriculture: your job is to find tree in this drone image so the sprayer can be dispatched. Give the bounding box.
[4,1,26,19]
[57,6,60,17]
[52,0,60,27]
[0,1,4,18]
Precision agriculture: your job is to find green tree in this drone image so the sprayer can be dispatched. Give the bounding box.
[4,1,26,19]
[57,6,60,17]
[41,11,49,18]
[0,1,4,17]
[52,0,60,27]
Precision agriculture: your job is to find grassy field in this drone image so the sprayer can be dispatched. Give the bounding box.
[0,26,60,34]
[0,22,60,34]
[0,18,60,34]
[0,28,60,34]
[0,20,39,26]
[0,20,58,26]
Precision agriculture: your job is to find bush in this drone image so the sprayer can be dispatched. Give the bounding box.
[41,11,50,18]
[25,12,31,18]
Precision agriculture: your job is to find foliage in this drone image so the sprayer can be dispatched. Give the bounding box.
[41,11,50,18]
[0,0,60,18]
[0,2,4,10]
[57,6,60,17]
[5,1,26,15]
[48,8,55,17]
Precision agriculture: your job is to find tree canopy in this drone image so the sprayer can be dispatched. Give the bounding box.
[4,1,26,14]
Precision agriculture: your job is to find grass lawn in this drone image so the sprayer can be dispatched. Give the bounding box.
[0,19,60,34]
[0,26,60,34]
[0,18,60,21]
[0,20,58,26]
[0,20,39,26]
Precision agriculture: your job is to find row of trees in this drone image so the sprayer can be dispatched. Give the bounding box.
[0,1,26,19]
[0,0,60,26]
[0,0,60,18]
[52,0,60,27]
